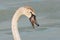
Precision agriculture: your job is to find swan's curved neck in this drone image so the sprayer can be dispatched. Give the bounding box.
[11,11,22,40]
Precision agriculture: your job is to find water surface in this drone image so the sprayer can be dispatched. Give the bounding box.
[0,0,60,40]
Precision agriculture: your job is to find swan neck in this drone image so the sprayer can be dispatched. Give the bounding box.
[12,12,22,40]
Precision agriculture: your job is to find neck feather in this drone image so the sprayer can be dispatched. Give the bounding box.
[11,11,22,40]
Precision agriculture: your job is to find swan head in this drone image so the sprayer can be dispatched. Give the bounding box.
[23,6,39,28]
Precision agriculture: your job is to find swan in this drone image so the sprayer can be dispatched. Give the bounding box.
[11,6,39,40]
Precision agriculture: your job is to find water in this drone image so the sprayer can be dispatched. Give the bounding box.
[0,0,60,40]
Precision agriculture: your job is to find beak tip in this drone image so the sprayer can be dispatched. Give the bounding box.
[36,24,40,26]
[37,24,39,26]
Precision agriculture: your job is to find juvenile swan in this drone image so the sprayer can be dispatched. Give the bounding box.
[11,6,39,40]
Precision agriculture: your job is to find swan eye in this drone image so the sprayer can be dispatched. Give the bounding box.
[30,12,32,14]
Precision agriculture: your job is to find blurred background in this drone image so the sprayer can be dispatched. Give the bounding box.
[0,0,60,40]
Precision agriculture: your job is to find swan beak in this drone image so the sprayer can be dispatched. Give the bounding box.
[29,14,39,28]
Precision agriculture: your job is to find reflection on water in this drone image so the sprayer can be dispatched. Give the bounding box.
[0,0,60,40]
